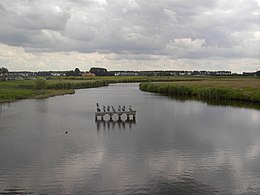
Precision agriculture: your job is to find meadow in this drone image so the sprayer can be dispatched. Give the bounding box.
[1,76,260,104]
[0,79,108,103]
[139,77,260,103]
[1,76,201,103]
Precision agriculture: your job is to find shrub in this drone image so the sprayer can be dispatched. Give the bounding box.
[35,79,47,90]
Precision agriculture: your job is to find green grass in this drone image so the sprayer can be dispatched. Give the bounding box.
[0,79,108,103]
[139,78,260,103]
[1,76,260,104]
[61,75,204,83]
[0,88,75,103]
[1,76,186,103]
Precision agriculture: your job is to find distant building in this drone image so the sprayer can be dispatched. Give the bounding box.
[243,72,256,76]
[112,71,138,76]
[82,72,95,76]
[215,71,232,76]
[243,71,260,76]
[89,67,113,76]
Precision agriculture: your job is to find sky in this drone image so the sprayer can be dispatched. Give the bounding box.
[0,0,259,73]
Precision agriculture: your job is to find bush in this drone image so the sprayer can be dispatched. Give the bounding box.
[139,82,260,103]
[35,79,47,90]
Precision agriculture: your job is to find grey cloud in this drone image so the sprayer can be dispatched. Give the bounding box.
[0,0,259,61]
[1,1,71,30]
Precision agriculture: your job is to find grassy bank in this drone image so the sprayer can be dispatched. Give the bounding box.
[58,76,205,84]
[2,76,190,103]
[93,76,203,83]
[0,79,108,103]
[139,78,260,103]
[1,76,260,104]
[0,88,75,103]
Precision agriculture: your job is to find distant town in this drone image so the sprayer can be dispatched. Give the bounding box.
[1,67,260,81]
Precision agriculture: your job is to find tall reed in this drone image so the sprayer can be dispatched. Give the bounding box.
[139,82,260,103]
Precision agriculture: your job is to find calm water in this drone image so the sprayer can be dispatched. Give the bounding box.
[0,83,260,194]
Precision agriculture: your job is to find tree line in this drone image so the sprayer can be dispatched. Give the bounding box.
[0,67,8,75]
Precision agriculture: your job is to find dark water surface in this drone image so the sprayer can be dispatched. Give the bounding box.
[0,83,260,194]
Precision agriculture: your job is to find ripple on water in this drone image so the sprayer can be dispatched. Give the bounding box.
[0,83,260,194]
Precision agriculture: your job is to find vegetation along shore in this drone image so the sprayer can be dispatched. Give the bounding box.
[139,77,260,103]
[0,76,204,103]
[0,79,108,103]
[1,76,260,106]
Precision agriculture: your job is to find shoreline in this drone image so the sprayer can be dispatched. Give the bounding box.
[1,77,260,108]
[0,89,75,104]
[0,76,200,104]
[0,79,108,104]
[139,81,260,104]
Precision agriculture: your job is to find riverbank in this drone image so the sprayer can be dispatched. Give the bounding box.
[0,76,203,103]
[0,79,108,103]
[139,78,260,103]
[1,76,260,104]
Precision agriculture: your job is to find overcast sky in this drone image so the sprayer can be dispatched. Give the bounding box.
[0,0,259,72]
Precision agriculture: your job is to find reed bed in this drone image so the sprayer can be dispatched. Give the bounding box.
[139,78,260,103]
[0,79,108,103]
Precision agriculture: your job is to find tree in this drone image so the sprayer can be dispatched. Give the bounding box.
[35,78,47,90]
[66,70,74,76]
[74,67,81,76]
[0,67,8,75]
[0,67,9,81]
[66,68,81,76]
[89,67,108,76]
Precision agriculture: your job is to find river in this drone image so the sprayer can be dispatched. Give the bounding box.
[0,83,259,194]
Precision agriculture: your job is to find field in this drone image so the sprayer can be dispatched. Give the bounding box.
[1,76,260,105]
[0,76,203,103]
[60,76,203,83]
[140,77,260,103]
[0,79,108,103]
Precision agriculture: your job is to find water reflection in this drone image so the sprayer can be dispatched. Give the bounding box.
[35,99,48,113]
[96,118,136,131]
[118,176,220,195]
[0,103,10,117]
[0,104,5,116]
[0,188,33,194]
[0,83,259,194]
[167,95,260,110]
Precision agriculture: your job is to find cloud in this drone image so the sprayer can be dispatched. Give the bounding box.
[0,0,259,71]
